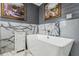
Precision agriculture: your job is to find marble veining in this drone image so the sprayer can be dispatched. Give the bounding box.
[0,21,37,54]
[38,22,60,36]
[0,21,60,55]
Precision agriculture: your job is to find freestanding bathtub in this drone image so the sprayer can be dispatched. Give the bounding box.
[27,34,74,56]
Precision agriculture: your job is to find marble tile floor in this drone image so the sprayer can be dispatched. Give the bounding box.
[0,50,32,56]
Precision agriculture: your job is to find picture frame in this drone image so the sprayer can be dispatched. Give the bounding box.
[44,3,61,20]
[1,3,24,20]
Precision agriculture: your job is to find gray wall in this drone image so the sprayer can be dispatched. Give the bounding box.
[60,19,79,56]
[39,3,79,56]
[0,3,39,24]
[25,3,39,24]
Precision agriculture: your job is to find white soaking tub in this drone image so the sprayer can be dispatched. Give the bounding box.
[27,34,74,56]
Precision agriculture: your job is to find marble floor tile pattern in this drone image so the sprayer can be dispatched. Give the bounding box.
[1,50,32,56]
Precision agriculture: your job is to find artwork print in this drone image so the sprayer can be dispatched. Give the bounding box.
[1,3,24,20]
[45,3,61,20]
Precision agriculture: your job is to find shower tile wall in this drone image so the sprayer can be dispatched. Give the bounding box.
[0,21,37,54]
[38,22,60,36]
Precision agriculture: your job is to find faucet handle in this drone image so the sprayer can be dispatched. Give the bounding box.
[47,30,50,32]
[47,30,50,35]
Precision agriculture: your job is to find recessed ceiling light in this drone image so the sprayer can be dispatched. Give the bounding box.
[33,3,42,6]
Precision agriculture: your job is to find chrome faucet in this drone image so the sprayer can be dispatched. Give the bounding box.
[47,30,55,39]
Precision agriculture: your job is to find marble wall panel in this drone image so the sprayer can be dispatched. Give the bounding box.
[0,21,59,54]
[0,21,37,54]
[38,22,60,36]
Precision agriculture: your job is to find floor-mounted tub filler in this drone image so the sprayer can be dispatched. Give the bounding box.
[27,34,74,56]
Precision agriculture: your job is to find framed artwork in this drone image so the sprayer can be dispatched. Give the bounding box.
[44,3,61,20]
[0,4,1,16]
[1,3,24,20]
